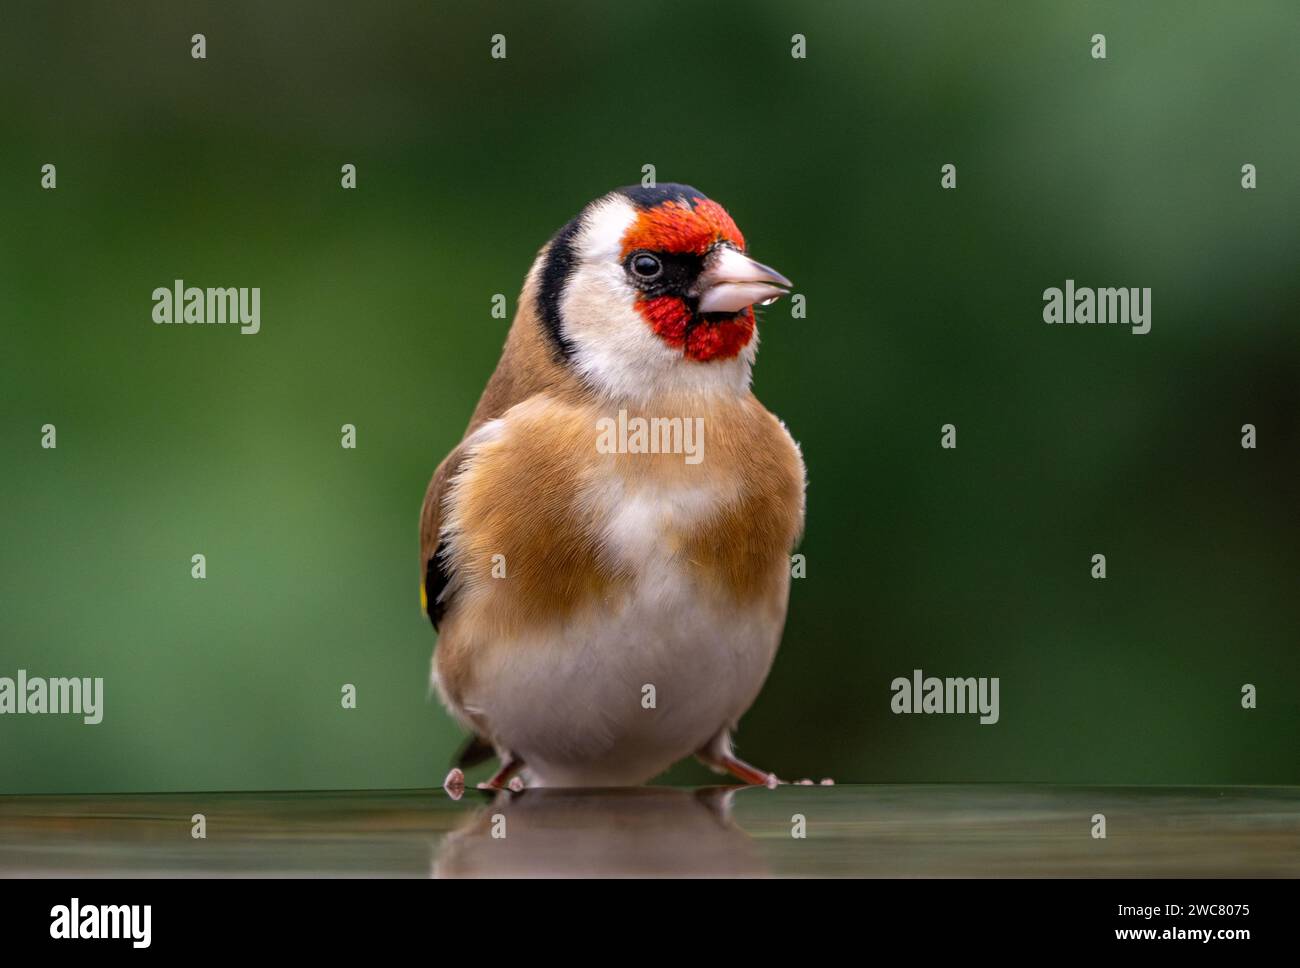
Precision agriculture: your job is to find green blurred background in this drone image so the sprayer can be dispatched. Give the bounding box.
[1,1,1296,794]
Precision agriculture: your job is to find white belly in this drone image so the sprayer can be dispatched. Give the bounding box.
[455,484,786,787]
[466,582,781,786]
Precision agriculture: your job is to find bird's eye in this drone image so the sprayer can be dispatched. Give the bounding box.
[630,253,662,279]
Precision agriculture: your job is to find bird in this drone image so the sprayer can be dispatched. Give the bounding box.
[420,183,806,791]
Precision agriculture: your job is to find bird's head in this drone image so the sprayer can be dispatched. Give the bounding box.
[531,184,791,401]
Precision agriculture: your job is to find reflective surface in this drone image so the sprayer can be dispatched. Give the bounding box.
[2,785,1297,878]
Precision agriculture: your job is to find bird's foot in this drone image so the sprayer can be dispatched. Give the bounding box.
[705,752,782,788]
[475,752,525,791]
[443,767,466,800]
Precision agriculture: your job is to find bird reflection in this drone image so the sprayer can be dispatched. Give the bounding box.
[432,786,768,877]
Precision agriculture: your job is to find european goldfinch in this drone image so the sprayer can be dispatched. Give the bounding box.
[421,184,805,790]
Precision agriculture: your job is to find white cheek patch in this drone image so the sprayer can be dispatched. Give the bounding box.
[558,193,755,404]
[577,195,637,264]
[561,197,679,401]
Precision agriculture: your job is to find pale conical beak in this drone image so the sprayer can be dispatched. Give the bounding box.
[695,246,792,315]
